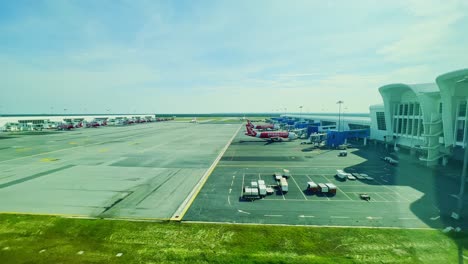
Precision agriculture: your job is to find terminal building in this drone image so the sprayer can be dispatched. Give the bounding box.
[283,68,468,166]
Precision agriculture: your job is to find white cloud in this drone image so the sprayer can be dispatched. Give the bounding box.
[377,0,468,63]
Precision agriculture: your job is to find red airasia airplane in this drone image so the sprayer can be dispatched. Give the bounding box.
[245,124,297,141]
[247,120,279,130]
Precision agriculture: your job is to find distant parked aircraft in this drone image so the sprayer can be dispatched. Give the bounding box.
[245,124,297,142]
[247,120,279,130]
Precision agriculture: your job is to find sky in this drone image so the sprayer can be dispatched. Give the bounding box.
[1,0,467,114]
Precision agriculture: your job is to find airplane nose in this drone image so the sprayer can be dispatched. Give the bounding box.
[289,132,297,139]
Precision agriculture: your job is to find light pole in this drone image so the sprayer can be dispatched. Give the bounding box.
[299,106,303,120]
[337,100,344,132]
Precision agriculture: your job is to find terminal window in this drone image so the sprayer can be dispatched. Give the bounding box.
[376,112,386,131]
[458,101,467,117]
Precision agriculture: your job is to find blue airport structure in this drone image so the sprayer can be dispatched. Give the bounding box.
[326,129,370,147]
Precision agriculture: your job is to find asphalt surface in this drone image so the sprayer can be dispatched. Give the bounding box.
[184,128,468,228]
[0,122,240,219]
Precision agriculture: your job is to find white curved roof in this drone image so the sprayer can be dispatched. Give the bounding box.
[379,83,438,95]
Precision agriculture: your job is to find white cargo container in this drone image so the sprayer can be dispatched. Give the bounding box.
[242,187,260,200]
[279,178,288,193]
[325,183,337,194]
[307,181,318,192]
[258,180,265,185]
[258,184,267,197]
[251,181,258,188]
[318,183,328,193]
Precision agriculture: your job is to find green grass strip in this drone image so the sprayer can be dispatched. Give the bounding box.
[0,214,466,263]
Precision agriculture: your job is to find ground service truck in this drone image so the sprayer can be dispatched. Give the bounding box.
[280,178,288,193]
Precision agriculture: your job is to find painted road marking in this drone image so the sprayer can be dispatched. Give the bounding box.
[264,214,282,217]
[430,216,440,220]
[0,129,156,164]
[298,215,315,218]
[290,175,307,200]
[331,216,349,219]
[366,216,383,220]
[217,164,385,168]
[238,209,250,214]
[398,217,417,220]
[373,192,388,201]
[170,124,243,221]
[335,185,353,201]
[241,173,245,197]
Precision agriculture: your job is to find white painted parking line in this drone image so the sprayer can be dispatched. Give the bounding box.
[331,216,349,219]
[373,192,388,201]
[335,185,353,201]
[238,209,250,214]
[264,214,282,217]
[260,198,409,203]
[240,173,245,197]
[430,216,440,220]
[366,216,383,220]
[290,175,308,200]
[298,215,315,218]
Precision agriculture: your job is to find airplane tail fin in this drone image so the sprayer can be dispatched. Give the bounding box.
[246,119,254,128]
[245,124,257,136]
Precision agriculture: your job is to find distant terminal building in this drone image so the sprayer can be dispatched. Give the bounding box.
[283,68,468,166]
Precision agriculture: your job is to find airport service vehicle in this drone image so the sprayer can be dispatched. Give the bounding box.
[86,122,101,128]
[360,194,371,201]
[347,174,357,180]
[251,181,258,188]
[279,178,288,193]
[274,172,283,181]
[336,170,350,180]
[339,150,347,157]
[266,187,275,194]
[247,120,279,130]
[383,156,399,165]
[325,183,337,194]
[58,123,74,130]
[352,173,366,180]
[282,169,291,178]
[242,187,260,200]
[359,173,374,181]
[245,124,297,142]
[307,181,318,192]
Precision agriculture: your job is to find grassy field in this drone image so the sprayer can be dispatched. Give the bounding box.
[0,214,466,263]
